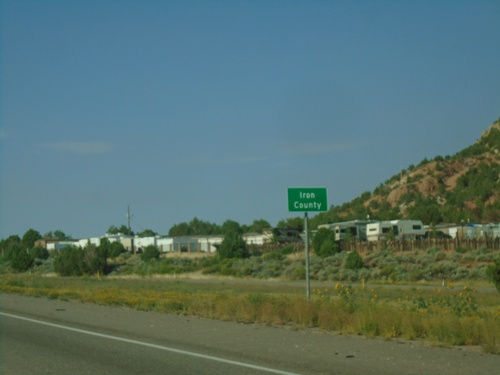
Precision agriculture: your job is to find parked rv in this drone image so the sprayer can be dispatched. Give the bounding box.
[366,220,425,241]
[318,220,375,241]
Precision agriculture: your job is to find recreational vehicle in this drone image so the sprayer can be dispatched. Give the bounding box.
[366,220,425,241]
[318,220,375,241]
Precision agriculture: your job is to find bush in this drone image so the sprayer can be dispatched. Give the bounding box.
[141,245,161,262]
[30,246,49,260]
[262,251,285,261]
[218,232,249,259]
[54,245,107,276]
[280,245,294,255]
[54,246,86,276]
[344,251,364,270]
[108,242,126,258]
[486,257,500,292]
[10,249,33,272]
[312,228,338,258]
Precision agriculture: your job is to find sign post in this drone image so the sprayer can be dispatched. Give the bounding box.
[287,187,328,301]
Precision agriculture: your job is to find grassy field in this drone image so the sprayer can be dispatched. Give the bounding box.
[1,273,499,354]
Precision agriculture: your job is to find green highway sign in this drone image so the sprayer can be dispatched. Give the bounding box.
[287,187,328,212]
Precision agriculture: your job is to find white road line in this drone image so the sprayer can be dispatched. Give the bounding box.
[0,312,301,375]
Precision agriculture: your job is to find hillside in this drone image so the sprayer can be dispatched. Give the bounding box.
[311,118,500,228]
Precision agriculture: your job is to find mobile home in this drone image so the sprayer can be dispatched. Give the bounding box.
[366,220,425,241]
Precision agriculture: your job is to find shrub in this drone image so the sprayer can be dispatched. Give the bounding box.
[486,256,500,292]
[10,249,33,272]
[344,251,364,270]
[108,242,126,258]
[141,245,161,262]
[218,232,249,259]
[30,246,49,261]
[312,228,338,258]
[54,245,107,276]
[54,246,86,276]
[283,262,306,280]
[82,245,107,274]
[262,251,285,261]
[280,245,294,255]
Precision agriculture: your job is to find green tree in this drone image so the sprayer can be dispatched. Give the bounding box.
[247,219,271,234]
[82,244,107,275]
[22,228,42,249]
[0,235,21,257]
[108,241,126,258]
[276,217,304,232]
[138,229,158,237]
[54,244,107,276]
[30,246,49,261]
[44,230,71,240]
[10,248,33,272]
[222,220,243,235]
[107,225,133,236]
[168,222,191,236]
[218,232,248,259]
[312,228,338,258]
[98,237,126,260]
[189,217,220,235]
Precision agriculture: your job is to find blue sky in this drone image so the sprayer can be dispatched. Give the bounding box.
[1,1,499,239]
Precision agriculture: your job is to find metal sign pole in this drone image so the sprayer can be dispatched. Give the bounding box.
[287,187,327,302]
[305,212,310,302]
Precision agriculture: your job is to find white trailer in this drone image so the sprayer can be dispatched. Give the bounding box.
[318,220,375,241]
[366,220,425,241]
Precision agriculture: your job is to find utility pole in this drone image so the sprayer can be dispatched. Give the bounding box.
[127,205,132,232]
[127,205,135,254]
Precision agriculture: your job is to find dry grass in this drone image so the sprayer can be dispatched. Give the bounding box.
[1,274,499,353]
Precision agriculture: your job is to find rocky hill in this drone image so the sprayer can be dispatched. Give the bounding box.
[311,118,500,227]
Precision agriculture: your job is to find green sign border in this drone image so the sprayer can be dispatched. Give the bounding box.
[287,187,328,212]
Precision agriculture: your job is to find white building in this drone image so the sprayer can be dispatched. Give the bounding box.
[156,236,223,253]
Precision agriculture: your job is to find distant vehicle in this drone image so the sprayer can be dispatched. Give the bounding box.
[366,220,425,241]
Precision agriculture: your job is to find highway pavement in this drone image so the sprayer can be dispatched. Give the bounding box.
[1,293,498,374]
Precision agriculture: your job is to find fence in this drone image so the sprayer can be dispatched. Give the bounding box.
[249,237,500,254]
[343,237,500,252]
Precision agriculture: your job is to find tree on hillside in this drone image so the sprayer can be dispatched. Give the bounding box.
[407,197,444,224]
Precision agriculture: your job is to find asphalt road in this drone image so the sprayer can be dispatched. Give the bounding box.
[1,293,498,375]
